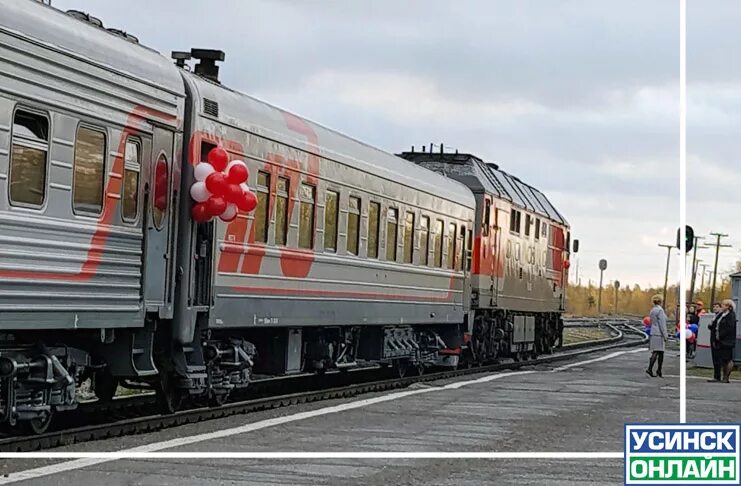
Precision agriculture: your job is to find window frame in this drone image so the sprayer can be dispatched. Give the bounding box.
[323,189,339,252]
[275,176,290,246]
[151,152,169,231]
[367,200,381,259]
[72,123,108,217]
[254,170,271,243]
[419,215,430,266]
[403,211,415,264]
[298,182,316,250]
[346,195,361,256]
[8,106,51,209]
[433,219,444,268]
[121,136,142,223]
[385,206,399,262]
[447,222,457,270]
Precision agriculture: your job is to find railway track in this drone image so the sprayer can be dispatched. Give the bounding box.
[0,319,646,453]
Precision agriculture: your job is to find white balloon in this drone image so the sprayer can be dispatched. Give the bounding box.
[226,160,247,172]
[220,203,238,222]
[239,182,250,194]
[682,328,694,340]
[190,181,211,202]
[194,162,215,182]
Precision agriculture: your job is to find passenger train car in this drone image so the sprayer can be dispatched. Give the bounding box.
[0,0,570,433]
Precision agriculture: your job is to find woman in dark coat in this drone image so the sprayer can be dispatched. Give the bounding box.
[713,299,737,383]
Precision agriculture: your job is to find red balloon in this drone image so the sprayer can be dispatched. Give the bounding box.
[207,147,229,171]
[205,172,227,195]
[227,164,249,184]
[642,316,651,326]
[205,196,227,216]
[191,203,210,223]
[236,190,258,212]
[224,184,243,203]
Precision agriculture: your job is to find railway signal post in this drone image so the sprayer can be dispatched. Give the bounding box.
[598,259,607,314]
[613,280,620,315]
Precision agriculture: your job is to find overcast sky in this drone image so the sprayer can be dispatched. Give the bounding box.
[54,0,682,287]
[687,0,741,296]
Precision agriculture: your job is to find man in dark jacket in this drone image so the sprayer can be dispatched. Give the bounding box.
[713,299,737,383]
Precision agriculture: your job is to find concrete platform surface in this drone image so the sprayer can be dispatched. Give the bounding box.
[0,347,681,486]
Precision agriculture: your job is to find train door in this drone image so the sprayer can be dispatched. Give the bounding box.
[143,125,177,317]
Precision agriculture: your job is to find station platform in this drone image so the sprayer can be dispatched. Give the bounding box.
[0,347,680,486]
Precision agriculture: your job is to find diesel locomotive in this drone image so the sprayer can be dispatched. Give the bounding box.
[0,0,572,433]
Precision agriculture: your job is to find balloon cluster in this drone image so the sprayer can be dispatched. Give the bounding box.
[642,316,651,336]
[190,146,258,223]
[674,325,698,343]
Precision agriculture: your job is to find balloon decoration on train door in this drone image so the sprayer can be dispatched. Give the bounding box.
[189,146,258,223]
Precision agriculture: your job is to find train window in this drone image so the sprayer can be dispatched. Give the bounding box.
[368,202,380,258]
[541,222,548,240]
[73,126,107,214]
[275,177,289,246]
[255,171,270,243]
[447,223,457,270]
[466,229,472,271]
[347,196,360,255]
[457,225,465,271]
[121,138,140,222]
[433,219,444,267]
[483,200,491,236]
[419,216,430,266]
[324,190,339,252]
[9,109,49,207]
[298,183,315,249]
[534,218,540,241]
[152,154,168,229]
[524,214,531,237]
[403,212,414,264]
[509,210,516,232]
[386,207,398,262]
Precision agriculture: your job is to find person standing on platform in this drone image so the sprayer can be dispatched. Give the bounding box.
[646,295,668,378]
[716,299,737,383]
[708,306,723,382]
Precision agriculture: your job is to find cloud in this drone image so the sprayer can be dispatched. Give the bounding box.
[51,0,681,286]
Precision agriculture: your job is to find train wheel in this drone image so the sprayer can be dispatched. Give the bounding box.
[394,359,408,378]
[94,369,118,402]
[156,373,185,414]
[22,410,53,435]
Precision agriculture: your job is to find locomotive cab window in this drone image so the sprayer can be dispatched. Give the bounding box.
[541,222,548,240]
[534,218,540,241]
[403,211,414,264]
[275,177,289,246]
[73,126,107,214]
[121,138,141,222]
[347,196,360,255]
[419,215,430,266]
[466,229,473,271]
[368,201,380,258]
[255,171,270,243]
[298,183,315,249]
[324,190,339,252]
[524,214,531,237]
[483,199,491,236]
[9,109,50,207]
[386,207,398,262]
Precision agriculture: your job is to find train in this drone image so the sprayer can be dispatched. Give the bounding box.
[0,0,574,434]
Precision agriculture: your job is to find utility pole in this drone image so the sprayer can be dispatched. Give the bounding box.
[658,243,674,307]
[688,236,704,302]
[698,263,709,298]
[707,233,731,307]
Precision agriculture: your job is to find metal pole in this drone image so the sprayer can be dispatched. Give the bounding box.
[658,243,674,307]
[598,270,604,314]
[708,233,730,307]
[688,236,702,302]
[614,286,618,314]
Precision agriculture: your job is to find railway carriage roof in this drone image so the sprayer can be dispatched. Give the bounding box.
[184,73,476,210]
[0,0,184,96]
[398,151,567,226]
